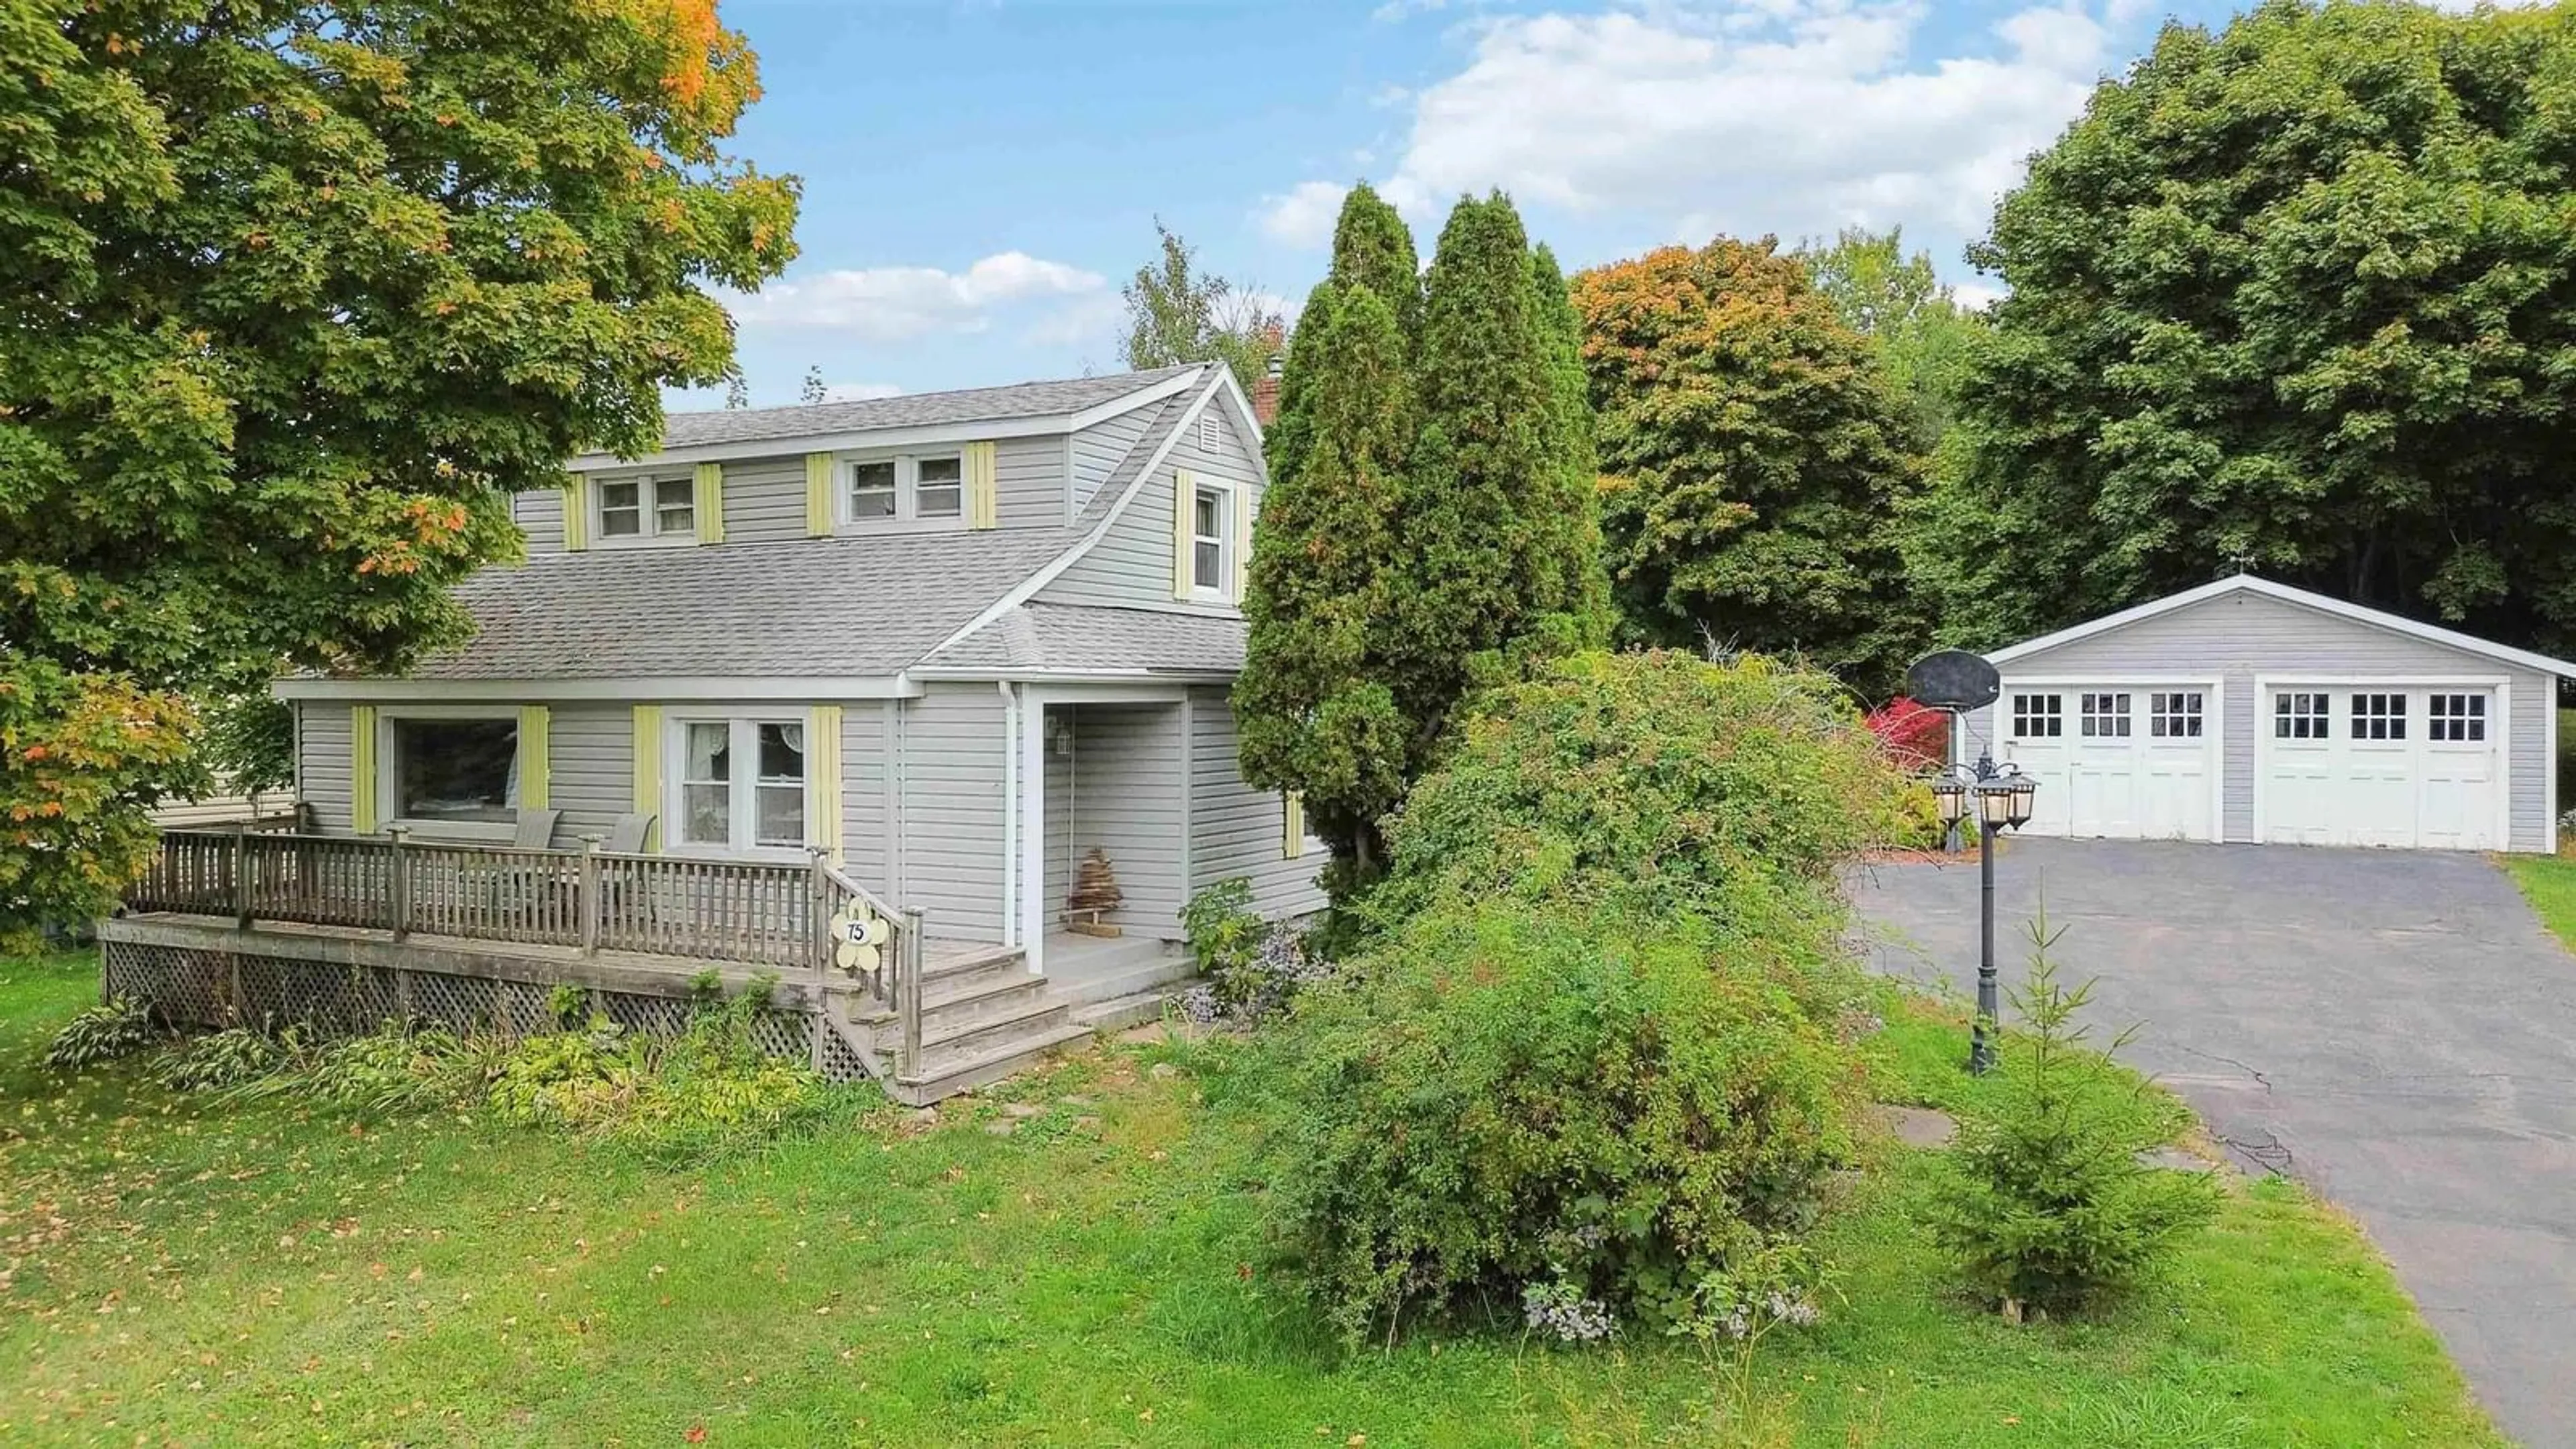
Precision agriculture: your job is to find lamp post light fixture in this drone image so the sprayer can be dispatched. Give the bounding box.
[1936,753,2038,1075]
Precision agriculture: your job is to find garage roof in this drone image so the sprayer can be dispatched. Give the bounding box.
[1990,575,2576,680]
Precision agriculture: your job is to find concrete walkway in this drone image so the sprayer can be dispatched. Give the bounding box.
[1851,838,2576,1447]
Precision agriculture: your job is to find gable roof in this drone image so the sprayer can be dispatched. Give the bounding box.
[578,363,1208,464]
[406,529,1075,680]
[916,603,1246,678]
[1992,574,2576,679]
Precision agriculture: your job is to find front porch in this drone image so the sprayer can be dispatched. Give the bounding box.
[108,828,1187,1102]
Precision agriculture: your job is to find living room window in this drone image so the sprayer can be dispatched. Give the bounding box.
[844,452,965,527]
[596,474,694,543]
[389,715,519,824]
[674,717,808,853]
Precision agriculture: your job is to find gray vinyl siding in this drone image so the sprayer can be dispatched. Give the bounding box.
[1063,703,1188,940]
[897,682,1010,943]
[513,488,566,553]
[994,435,1067,529]
[722,454,810,544]
[1967,590,2554,850]
[839,700,890,892]
[1186,686,1325,918]
[296,702,355,833]
[1070,403,1158,512]
[544,704,631,845]
[1042,389,1265,613]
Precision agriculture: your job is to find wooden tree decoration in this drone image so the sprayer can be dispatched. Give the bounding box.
[1065,848,1124,936]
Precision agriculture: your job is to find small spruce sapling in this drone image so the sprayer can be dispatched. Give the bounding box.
[1926,908,2222,1317]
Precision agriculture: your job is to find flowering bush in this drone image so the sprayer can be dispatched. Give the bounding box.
[1179,879,1332,1023]
[1864,696,1949,771]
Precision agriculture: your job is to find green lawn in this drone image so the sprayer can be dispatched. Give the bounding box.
[2505,853,2576,953]
[0,953,2500,1446]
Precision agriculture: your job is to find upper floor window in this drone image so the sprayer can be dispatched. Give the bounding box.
[597,474,694,543]
[844,452,964,527]
[1191,483,1232,597]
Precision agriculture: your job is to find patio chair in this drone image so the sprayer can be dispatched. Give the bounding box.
[513,808,562,850]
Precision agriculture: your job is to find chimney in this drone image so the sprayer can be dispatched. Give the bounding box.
[1250,323,1285,427]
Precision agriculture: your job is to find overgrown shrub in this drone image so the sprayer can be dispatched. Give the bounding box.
[1253,899,1864,1346]
[44,996,160,1070]
[1923,918,2222,1316]
[1368,651,1909,932]
[219,1020,485,1115]
[487,977,833,1160]
[1179,878,1332,1023]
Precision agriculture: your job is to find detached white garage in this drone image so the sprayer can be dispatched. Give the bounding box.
[1957,576,2573,853]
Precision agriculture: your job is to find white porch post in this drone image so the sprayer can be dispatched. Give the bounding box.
[1017,684,1048,975]
[998,681,1018,949]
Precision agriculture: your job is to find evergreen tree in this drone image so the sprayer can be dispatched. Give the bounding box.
[1266,183,1418,494]
[1530,244,1613,643]
[1235,282,1415,887]
[1393,193,1586,749]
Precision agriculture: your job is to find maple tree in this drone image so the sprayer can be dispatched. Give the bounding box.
[0,0,798,941]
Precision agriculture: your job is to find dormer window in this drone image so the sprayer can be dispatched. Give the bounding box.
[842,451,965,527]
[596,474,694,545]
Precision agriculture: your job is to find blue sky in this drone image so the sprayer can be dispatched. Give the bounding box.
[685,0,2274,409]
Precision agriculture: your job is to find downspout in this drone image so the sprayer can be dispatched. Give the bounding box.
[999,680,1018,947]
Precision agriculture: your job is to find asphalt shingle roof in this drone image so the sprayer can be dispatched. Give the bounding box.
[601,364,1207,456]
[920,603,1246,676]
[409,529,1077,679]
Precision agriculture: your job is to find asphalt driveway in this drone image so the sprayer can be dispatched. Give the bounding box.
[1851,838,2576,1446]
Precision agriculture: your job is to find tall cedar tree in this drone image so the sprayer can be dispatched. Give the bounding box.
[1395,193,1603,762]
[1927,0,2576,653]
[1238,186,1600,901]
[0,1,798,939]
[1574,237,1925,693]
[1237,185,1422,886]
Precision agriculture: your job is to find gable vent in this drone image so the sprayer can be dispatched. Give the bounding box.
[1198,411,1222,454]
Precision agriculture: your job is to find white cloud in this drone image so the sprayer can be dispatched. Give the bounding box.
[819,382,905,402]
[1256,180,1352,250]
[1024,292,1126,347]
[1952,279,2006,311]
[1332,0,2113,244]
[729,251,1106,341]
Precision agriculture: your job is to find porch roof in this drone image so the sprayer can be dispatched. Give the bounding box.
[917,602,1246,677]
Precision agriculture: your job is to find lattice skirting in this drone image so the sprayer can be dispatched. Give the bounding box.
[101,938,870,1083]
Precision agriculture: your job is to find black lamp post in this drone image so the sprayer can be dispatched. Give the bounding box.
[1931,753,2037,1074]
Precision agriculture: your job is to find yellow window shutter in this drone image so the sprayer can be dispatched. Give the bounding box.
[965,441,998,529]
[804,453,834,536]
[809,704,845,861]
[349,705,378,834]
[516,705,551,812]
[693,462,725,544]
[1231,484,1253,604]
[1283,792,1305,859]
[631,704,663,852]
[1171,468,1194,600]
[560,475,589,552]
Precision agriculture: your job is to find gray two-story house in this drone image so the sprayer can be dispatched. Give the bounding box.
[107,362,1324,1102]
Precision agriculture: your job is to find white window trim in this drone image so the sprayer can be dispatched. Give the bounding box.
[836,449,969,533]
[374,704,522,843]
[590,470,698,549]
[661,711,817,861]
[1187,478,1239,604]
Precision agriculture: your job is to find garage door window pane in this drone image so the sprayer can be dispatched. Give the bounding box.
[2010,694,2062,739]
[2150,692,2202,739]
[2430,692,2485,742]
[2351,692,2406,741]
[2274,692,2330,740]
[2080,692,2131,739]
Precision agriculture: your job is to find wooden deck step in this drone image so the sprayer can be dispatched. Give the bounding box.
[898,1022,1095,1100]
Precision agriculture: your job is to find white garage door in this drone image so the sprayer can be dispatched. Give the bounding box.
[1994,686,2219,842]
[2260,686,2504,850]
